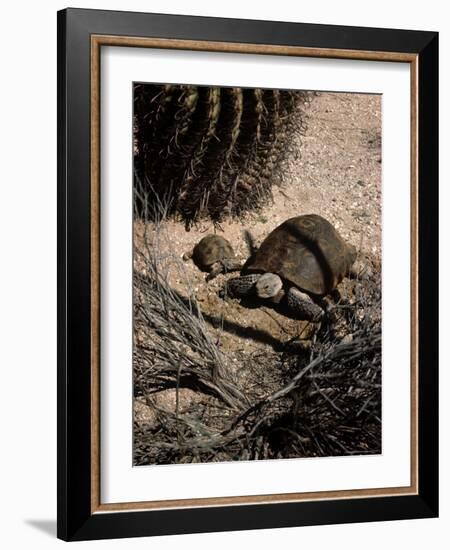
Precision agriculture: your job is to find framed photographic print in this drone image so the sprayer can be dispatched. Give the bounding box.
[57,8,439,541]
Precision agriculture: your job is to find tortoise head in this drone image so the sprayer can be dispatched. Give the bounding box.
[256,273,283,299]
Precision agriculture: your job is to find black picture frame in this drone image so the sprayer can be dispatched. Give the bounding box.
[57,7,438,542]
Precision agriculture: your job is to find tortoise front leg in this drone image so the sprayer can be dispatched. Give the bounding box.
[286,287,324,321]
[206,258,243,281]
[225,273,260,298]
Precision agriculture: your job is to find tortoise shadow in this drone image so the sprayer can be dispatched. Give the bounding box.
[171,287,287,351]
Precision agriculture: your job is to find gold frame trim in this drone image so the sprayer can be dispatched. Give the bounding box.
[90,35,419,514]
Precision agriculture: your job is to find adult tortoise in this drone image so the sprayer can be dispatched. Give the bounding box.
[183,234,242,281]
[226,214,358,320]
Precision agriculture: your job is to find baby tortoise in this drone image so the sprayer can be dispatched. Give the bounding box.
[226,214,359,320]
[183,234,242,281]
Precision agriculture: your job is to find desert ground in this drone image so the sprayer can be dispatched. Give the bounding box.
[133,91,382,464]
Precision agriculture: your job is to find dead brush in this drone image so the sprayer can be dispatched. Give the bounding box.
[227,273,382,460]
[133,188,250,464]
[133,267,247,412]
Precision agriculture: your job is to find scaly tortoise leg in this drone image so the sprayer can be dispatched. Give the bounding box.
[206,258,243,281]
[286,287,324,321]
[225,273,261,298]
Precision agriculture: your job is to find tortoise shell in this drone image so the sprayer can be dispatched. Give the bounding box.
[244,214,357,296]
[192,234,236,271]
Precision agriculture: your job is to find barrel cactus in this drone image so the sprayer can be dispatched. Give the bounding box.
[133,83,311,227]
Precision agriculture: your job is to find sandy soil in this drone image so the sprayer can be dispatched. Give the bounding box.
[134,91,382,429]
